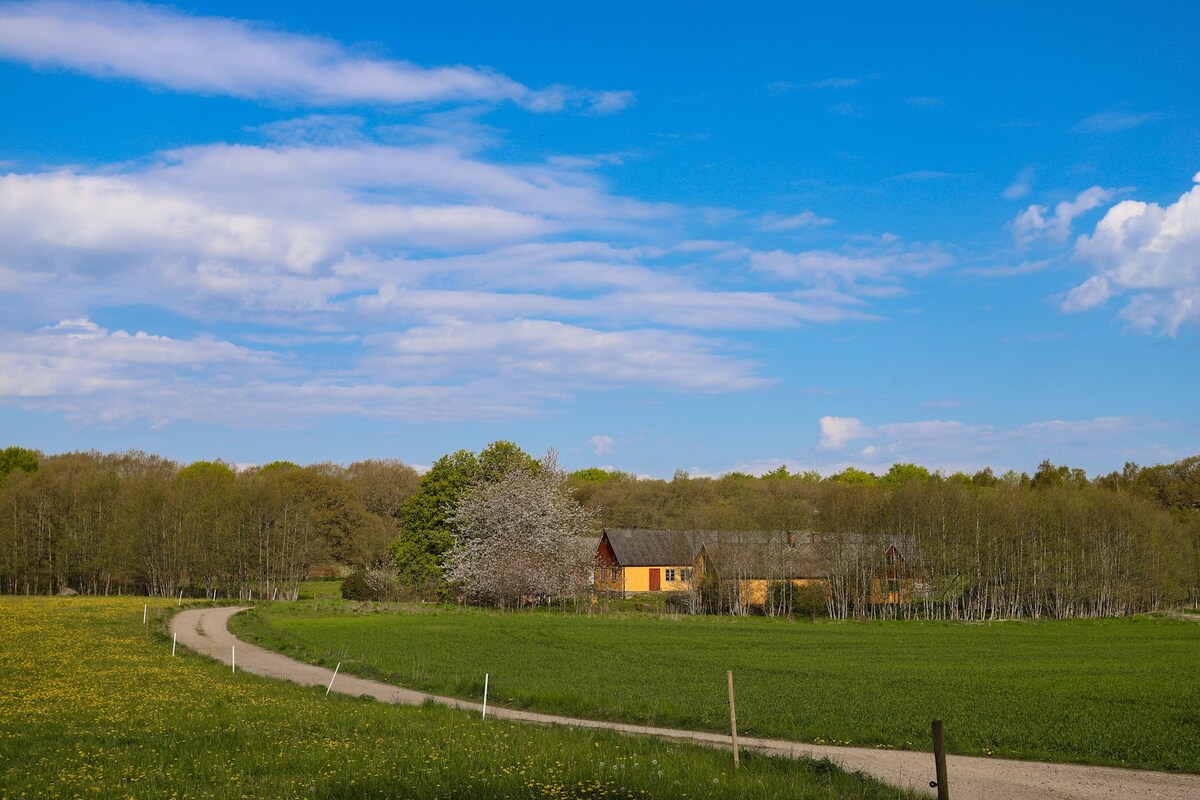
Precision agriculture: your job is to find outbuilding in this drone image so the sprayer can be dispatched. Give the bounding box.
[594,528,698,594]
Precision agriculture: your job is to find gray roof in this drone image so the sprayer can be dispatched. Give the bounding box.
[601,528,701,567]
[699,532,829,579]
[600,528,826,571]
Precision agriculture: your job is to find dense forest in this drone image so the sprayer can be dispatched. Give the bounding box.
[1,444,1197,617]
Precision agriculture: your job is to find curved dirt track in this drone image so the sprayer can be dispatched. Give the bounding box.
[171,607,1200,800]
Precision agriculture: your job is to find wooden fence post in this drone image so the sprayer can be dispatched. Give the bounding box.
[727,670,740,769]
[931,719,949,800]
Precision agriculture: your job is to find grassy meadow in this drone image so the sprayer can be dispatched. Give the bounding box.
[0,597,919,800]
[233,600,1200,773]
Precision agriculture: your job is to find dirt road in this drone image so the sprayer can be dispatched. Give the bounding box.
[171,607,1200,799]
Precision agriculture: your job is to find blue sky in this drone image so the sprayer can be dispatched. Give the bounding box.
[1,0,1198,477]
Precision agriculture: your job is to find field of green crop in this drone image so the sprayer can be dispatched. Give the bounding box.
[0,597,918,799]
[233,603,1200,773]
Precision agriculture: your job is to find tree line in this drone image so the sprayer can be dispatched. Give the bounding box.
[1,444,1197,617]
[0,448,416,598]
[573,458,1200,617]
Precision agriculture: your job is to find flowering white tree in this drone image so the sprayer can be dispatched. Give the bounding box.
[447,452,598,606]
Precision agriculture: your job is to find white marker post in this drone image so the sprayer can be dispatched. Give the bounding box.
[231,646,236,674]
[326,662,341,696]
[272,587,278,601]
[178,589,183,607]
[143,604,148,625]
[172,631,177,656]
[482,673,489,721]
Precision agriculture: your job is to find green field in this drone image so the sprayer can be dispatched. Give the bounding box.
[233,603,1200,773]
[0,597,918,799]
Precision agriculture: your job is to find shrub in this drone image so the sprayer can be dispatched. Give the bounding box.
[341,570,380,601]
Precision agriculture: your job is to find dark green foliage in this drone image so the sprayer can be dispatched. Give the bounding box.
[767,581,828,618]
[339,570,377,601]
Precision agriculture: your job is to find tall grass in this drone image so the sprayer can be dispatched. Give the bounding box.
[0,597,917,799]
[234,603,1200,773]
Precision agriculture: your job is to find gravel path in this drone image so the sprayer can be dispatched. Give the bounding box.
[171,607,1200,800]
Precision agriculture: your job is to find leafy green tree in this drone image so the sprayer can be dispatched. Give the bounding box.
[828,467,878,486]
[391,443,537,592]
[1031,460,1087,489]
[881,463,935,485]
[477,441,538,484]
[570,467,632,483]
[0,446,39,476]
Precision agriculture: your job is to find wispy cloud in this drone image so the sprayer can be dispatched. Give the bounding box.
[886,170,954,182]
[767,76,865,92]
[587,435,616,455]
[747,237,953,293]
[1003,167,1035,200]
[1011,186,1118,246]
[961,258,1054,278]
[904,96,944,108]
[1072,110,1163,134]
[827,101,863,117]
[757,211,835,231]
[0,1,631,113]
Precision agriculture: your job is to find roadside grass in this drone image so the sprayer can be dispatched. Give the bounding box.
[0,597,919,800]
[298,579,344,600]
[232,603,1200,773]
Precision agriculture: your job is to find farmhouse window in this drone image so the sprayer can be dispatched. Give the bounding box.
[665,569,677,582]
[682,568,693,581]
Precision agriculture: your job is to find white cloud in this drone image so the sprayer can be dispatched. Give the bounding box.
[962,258,1053,278]
[748,239,953,292]
[1067,172,1200,333]
[757,211,835,231]
[812,414,1163,474]
[1012,186,1116,246]
[363,319,773,392]
[818,416,869,450]
[0,318,274,402]
[0,318,573,426]
[587,435,615,455]
[0,1,629,113]
[1061,275,1111,312]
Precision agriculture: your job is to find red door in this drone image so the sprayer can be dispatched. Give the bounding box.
[649,568,661,591]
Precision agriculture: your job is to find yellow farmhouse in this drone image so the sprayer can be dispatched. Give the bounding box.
[595,528,696,594]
